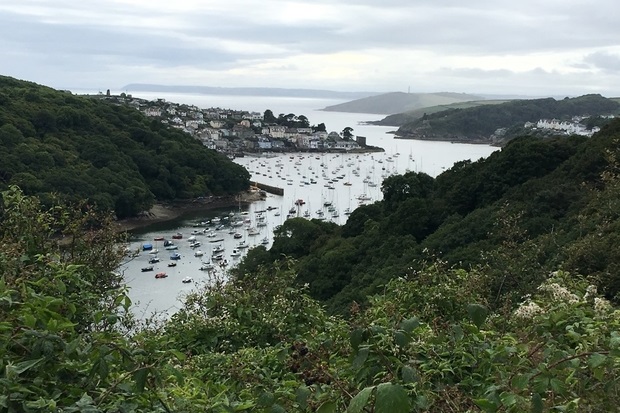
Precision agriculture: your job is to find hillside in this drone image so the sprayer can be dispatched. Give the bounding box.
[395,94,620,144]
[234,118,620,315]
[320,91,483,114]
[0,76,250,218]
[370,99,510,127]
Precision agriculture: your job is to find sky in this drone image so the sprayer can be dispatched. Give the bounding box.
[1,0,620,97]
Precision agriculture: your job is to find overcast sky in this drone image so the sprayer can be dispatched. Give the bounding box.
[2,0,620,96]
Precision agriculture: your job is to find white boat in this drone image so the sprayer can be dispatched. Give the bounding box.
[261,237,269,245]
[194,250,204,257]
[148,249,159,254]
[237,240,249,249]
[230,249,241,257]
[212,245,224,254]
[200,261,215,271]
[187,235,197,242]
[247,227,260,236]
[181,276,193,284]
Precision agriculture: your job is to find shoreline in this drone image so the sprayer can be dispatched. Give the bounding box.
[114,190,265,232]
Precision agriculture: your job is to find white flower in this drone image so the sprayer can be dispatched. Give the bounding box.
[594,297,612,315]
[514,301,543,319]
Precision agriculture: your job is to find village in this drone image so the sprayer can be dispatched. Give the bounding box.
[94,91,380,157]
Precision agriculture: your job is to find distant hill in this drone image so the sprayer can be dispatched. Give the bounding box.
[371,99,511,127]
[320,91,484,114]
[395,94,620,145]
[122,84,380,100]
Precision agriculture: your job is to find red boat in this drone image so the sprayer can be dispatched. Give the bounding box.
[172,233,183,239]
[155,272,168,279]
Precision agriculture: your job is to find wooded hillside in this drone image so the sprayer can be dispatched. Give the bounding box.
[394,94,620,144]
[0,76,250,218]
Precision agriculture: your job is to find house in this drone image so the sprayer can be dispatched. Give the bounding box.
[144,107,162,117]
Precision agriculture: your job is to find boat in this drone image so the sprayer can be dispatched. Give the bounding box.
[189,241,201,248]
[187,235,197,242]
[163,240,174,247]
[230,249,241,257]
[194,250,204,257]
[141,265,154,272]
[148,249,159,254]
[170,252,181,260]
[295,199,305,206]
[148,257,160,264]
[164,245,178,250]
[172,233,183,240]
[237,240,249,249]
[233,232,243,239]
[212,245,224,254]
[200,263,215,271]
[247,227,260,236]
[181,276,193,284]
[155,272,168,279]
[142,243,153,251]
[167,262,177,267]
[153,236,164,241]
[261,237,269,245]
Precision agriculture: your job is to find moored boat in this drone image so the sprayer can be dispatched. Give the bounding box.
[155,272,168,279]
[141,265,154,272]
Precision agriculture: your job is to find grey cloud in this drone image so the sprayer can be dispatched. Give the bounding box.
[583,51,620,72]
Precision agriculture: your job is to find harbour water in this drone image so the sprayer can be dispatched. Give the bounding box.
[117,93,499,318]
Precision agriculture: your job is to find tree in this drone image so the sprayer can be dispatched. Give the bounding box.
[342,126,354,140]
[263,109,277,124]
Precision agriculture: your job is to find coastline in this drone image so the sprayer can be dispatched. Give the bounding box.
[114,189,265,232]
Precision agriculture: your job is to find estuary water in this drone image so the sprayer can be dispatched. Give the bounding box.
[115,92,498,318]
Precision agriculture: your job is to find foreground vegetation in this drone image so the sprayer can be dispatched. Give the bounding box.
[1,185,619,412]
[0,76,250,218]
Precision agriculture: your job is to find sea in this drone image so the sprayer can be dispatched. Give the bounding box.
[97,90,499,318]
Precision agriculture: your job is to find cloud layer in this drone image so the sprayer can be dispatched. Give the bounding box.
[1,0,619,96]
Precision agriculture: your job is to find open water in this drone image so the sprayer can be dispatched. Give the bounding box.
[115,92,498,318]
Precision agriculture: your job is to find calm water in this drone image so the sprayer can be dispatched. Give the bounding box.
[115,92,498,318]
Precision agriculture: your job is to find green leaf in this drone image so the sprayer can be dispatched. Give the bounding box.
[375,383,410,413]
[296,386,311,410]
[134,368,148,393]
[400,317,420,333]
[474,398,498,412]
[347,386,374,413]
[316,401,337,413]
[511,374,529,390]
[270,404,286,413]
[350,328,364,351]
[587,353,607,369]
[531,393,544,413]
[352,347,369,370]
[169,349,186,361]
[549,378,566,394]
[500,392,517,407]
[13,357,44,375]
[467,303,488,328]
[394,331,410,347]
[258,391,275,407]
[401,366,418,384]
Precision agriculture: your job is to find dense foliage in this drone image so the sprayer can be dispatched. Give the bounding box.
[0,76,250,218]
[232,120,620,315]
[3,78,620,411]
[395,94,620,144]
[1,186,619,412]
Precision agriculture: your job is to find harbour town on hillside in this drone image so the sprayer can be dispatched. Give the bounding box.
[89,91,382,157]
